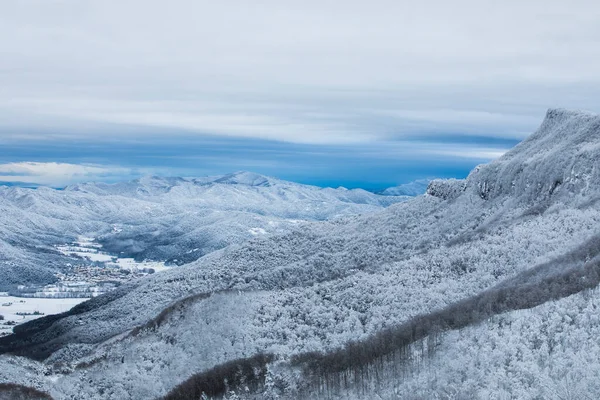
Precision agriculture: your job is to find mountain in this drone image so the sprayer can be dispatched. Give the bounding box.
[380,178,431,196]
[0,172,409,290]
[1,109,600,399]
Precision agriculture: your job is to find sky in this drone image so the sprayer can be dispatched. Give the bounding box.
[1,0,600,189]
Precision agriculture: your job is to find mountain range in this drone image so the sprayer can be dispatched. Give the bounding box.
[0,171,409,290]
[1,109,600,399]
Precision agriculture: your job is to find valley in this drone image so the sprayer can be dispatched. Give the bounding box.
[1,237,174,336]
[2,2,597,398]
[0,173,410,342]
[1,110,600,399]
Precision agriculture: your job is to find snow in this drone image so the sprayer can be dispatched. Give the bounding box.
[249,228,267,235]
[56,245,115,263]
[56,236,169,272]
[1,109,600,399]
[381,178,431,196]
[0,294,85,333]
[0,171,409,289]
[114,258,170,273]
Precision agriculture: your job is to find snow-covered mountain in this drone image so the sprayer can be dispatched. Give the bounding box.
[1,109,600,399]
[0,172,409,290]
[380,178,431,196]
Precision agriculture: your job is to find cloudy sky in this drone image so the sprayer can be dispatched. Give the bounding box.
[1,0,599,189]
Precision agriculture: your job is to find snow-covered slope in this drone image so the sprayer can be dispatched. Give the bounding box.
[380,178,431,196]
[0,172,409,289]
[1,109,600,399]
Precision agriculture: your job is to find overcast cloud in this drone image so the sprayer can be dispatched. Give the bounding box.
[0,162,131,187]
[1,0,599,186]
[3,0,600,143]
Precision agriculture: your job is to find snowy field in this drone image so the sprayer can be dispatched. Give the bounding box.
[0,293,86,335]
[56,236,170,272]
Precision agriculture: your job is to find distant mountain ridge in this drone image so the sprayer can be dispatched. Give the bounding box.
[0,172,409,289]
[2,109,600,399]
[380,178,431,196]
[6,171,433,198]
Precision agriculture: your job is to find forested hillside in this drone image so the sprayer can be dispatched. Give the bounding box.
[1,109,600,399]
[0,172,407,289]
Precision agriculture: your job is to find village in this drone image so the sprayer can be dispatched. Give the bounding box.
[0,237,170,336]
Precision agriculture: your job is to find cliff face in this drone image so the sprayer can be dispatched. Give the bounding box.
[465,108,600,203]
[426,108,600,204]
